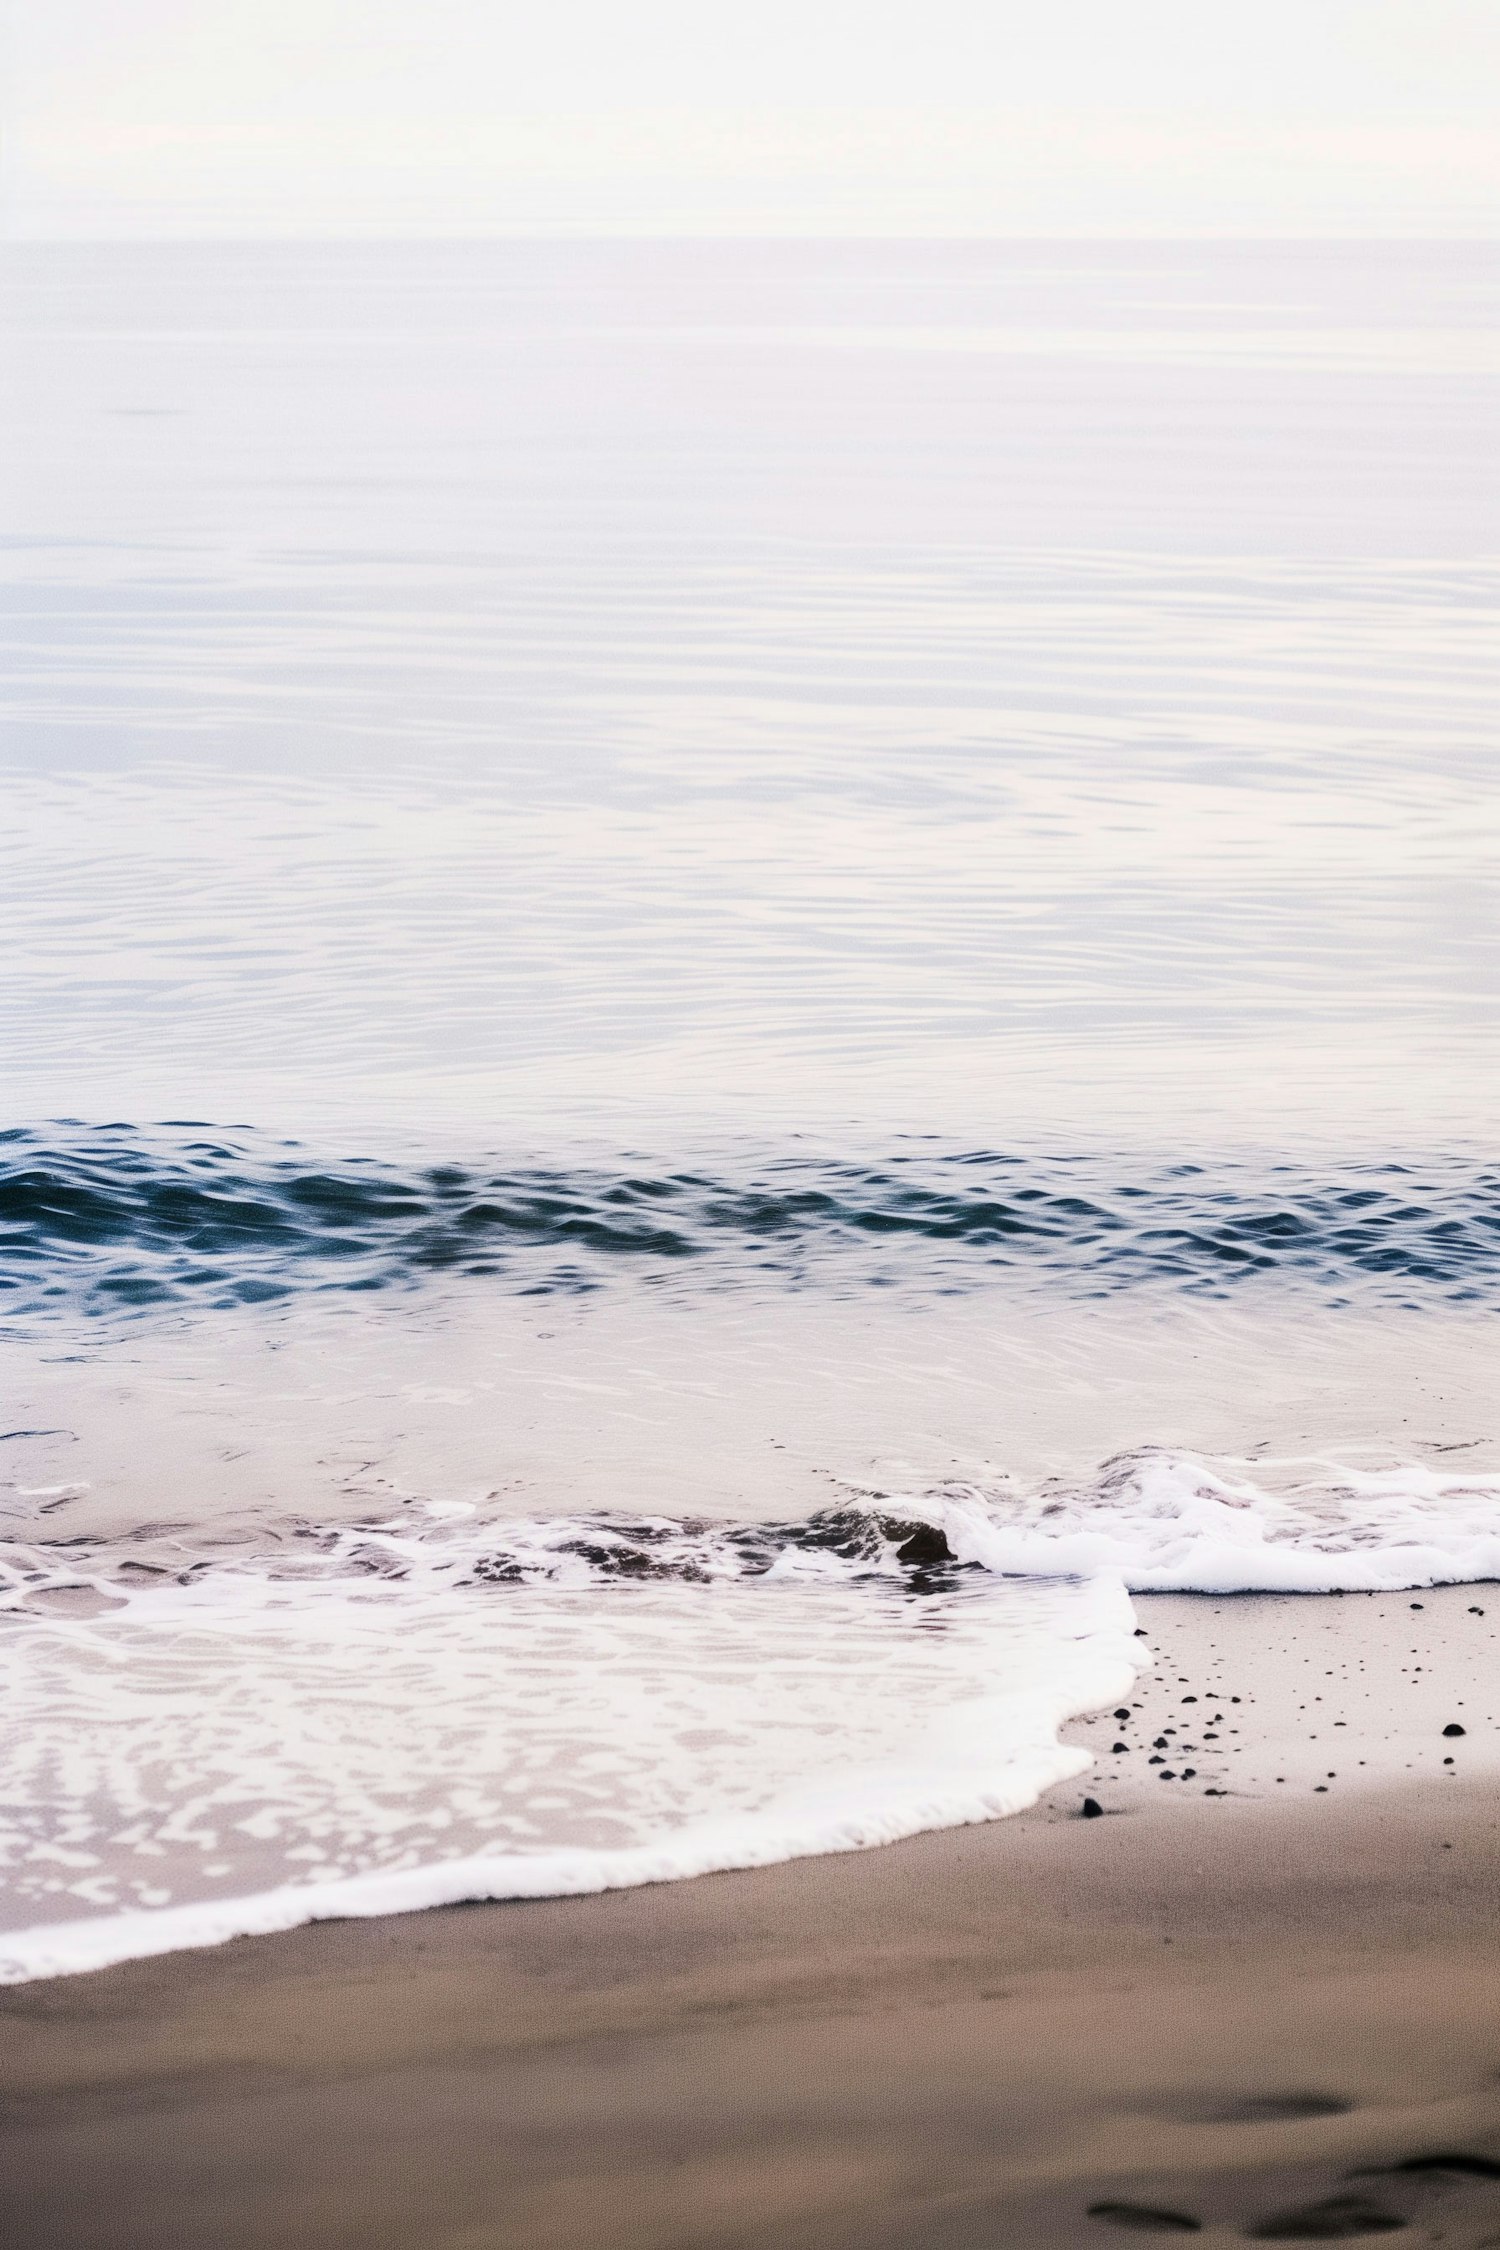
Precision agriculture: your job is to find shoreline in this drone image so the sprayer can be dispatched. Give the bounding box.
[4,1583,1494,1988]
[6,1583,1495,1988]
[3,1778,1499,2247]
[4,1589,1500,2245]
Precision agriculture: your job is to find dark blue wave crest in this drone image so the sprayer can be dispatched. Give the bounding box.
[2,1124,1496,1320]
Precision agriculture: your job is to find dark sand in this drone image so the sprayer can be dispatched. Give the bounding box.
[4,1592,1499,2247]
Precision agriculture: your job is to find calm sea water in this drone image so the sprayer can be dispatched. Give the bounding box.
[1,240,1496,1977]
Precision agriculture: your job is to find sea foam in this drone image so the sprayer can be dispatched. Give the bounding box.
[1,1449,1497,1983]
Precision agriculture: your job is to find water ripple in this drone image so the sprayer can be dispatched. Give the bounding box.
[2,1125,1494,1319]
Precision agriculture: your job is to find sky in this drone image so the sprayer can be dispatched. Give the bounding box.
[5,0,1499,237]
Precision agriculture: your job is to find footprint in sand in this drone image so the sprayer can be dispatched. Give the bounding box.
[1247,2191,1407,2237]
[1245,2148,1500,2237]
[1372,2150,1500,2181]
[1185,2092,1354,2125]
[1087,2201,1202,2233]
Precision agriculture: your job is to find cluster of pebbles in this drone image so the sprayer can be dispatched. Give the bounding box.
[1070,1591,1494,1816]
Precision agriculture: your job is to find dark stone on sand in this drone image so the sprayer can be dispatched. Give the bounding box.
[1113,1742,1130,1753]
[1114,1708,1131,1721]
[1250,2192,1407,2237]
[1081,1798,1104,1819]
[893,1523,955,1569]
[1443,1723,1466,1737]
[1087,2200,1201,2232]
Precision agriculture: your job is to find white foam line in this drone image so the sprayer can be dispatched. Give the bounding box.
[0,1726,1124,1986]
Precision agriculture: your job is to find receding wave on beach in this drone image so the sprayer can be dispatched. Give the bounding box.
[4,1439,1498,1984]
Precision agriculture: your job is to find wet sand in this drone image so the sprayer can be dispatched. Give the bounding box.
[3,1591,1499,2248]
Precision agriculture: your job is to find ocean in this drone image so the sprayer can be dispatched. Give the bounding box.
[1,237,1496,1980]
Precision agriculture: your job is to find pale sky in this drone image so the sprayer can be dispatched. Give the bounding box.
[6,0,1499,237]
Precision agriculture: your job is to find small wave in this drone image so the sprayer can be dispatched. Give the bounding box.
[192,1453,1500,1601]
[6,1451,1498,1615]
[3,1125,1496,1320]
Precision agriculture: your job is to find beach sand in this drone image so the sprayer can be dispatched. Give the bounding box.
[3,1588,1498,2248]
